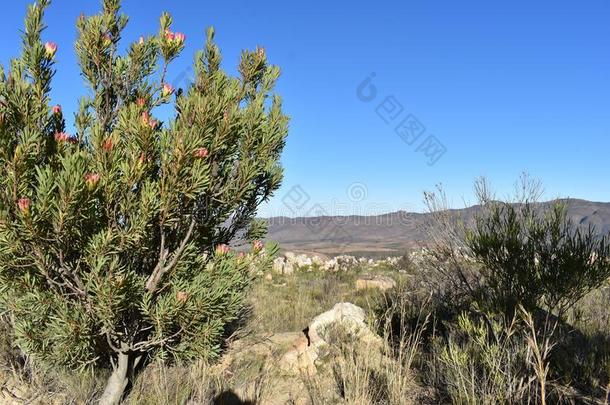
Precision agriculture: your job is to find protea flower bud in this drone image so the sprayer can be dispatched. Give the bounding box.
[54,132,70,142]
[165,30,175,41]
[192,148,209,159]
[141,112,158,128]
[52,105,62,115]
[176,291,189,303]
[252,240,264,252]
[257,47,265,58]
[56,133,76,144]
[17,198,31,215]
[102,138,113,151]
[174,32,185,44]
[85,173,100,190]
[136,97,146,107]
[44,42,57,58]
[138,36,145,45]
[161,83,174,97]
[215,244,230,255]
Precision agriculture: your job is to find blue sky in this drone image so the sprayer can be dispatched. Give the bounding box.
[1,0,608,216]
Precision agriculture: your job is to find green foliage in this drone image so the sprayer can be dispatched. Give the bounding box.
[467,201,610,315]
[0,0,287,378]
[431,309,544,404]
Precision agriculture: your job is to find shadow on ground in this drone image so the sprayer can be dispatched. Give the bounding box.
[213,390,254,405]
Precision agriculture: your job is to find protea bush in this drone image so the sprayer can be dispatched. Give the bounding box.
[0,0,288,403]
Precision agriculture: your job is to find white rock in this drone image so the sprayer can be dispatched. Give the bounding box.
[283,261,295,275]
[355,275,396,291]
[280,302,381,375]
[272,257,285,274]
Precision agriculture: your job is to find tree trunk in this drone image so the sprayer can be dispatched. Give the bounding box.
[99,351,130,405]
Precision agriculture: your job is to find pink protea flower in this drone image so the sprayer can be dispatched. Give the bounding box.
[136,97,146,107]
[174,32,186,44]
[252,240,264,252]
[52,105,62,115]
[161,83,174,97]
[215,244,230,255]
[54,132,70,142]
[165,30,175,41]
[85,173,100,190]
[192,148,209,159]
[102,138,113,151]
[17,198,31,215]
[44,42,57,58]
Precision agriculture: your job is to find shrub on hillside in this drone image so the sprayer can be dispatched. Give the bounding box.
[467,200,610,315]
[0,1,288,403]
[424,176,610,317]
[416,177,610,401]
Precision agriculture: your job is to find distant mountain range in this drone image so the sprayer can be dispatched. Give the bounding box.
[264,199,610,258]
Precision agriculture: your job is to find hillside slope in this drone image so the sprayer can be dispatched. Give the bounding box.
[264,199,610,257]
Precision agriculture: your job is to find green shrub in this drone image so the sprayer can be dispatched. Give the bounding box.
[424,177,610,317]
[430,307,553,405]
[467,201,610,316]
[0,1,288,403]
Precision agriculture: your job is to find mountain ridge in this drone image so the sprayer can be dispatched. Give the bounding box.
[264,198,610,257]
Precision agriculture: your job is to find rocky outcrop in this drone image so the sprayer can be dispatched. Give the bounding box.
[321,255,361,271]
[280,302,381,375]
[271,252,403,274]
[272,253,325,274]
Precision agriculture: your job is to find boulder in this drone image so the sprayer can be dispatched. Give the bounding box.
[294,254,312,268]
[283,261,295,275]
[272,256,295,275]
[355,275,396,291]
[311,255,325,267]
[280,302,381,375]
[272,257,285,274]
[322,255,359,272]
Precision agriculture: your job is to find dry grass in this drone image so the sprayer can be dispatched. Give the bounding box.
[301,330,422,405]
[248,267,396,335]
[300,293,429,405]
